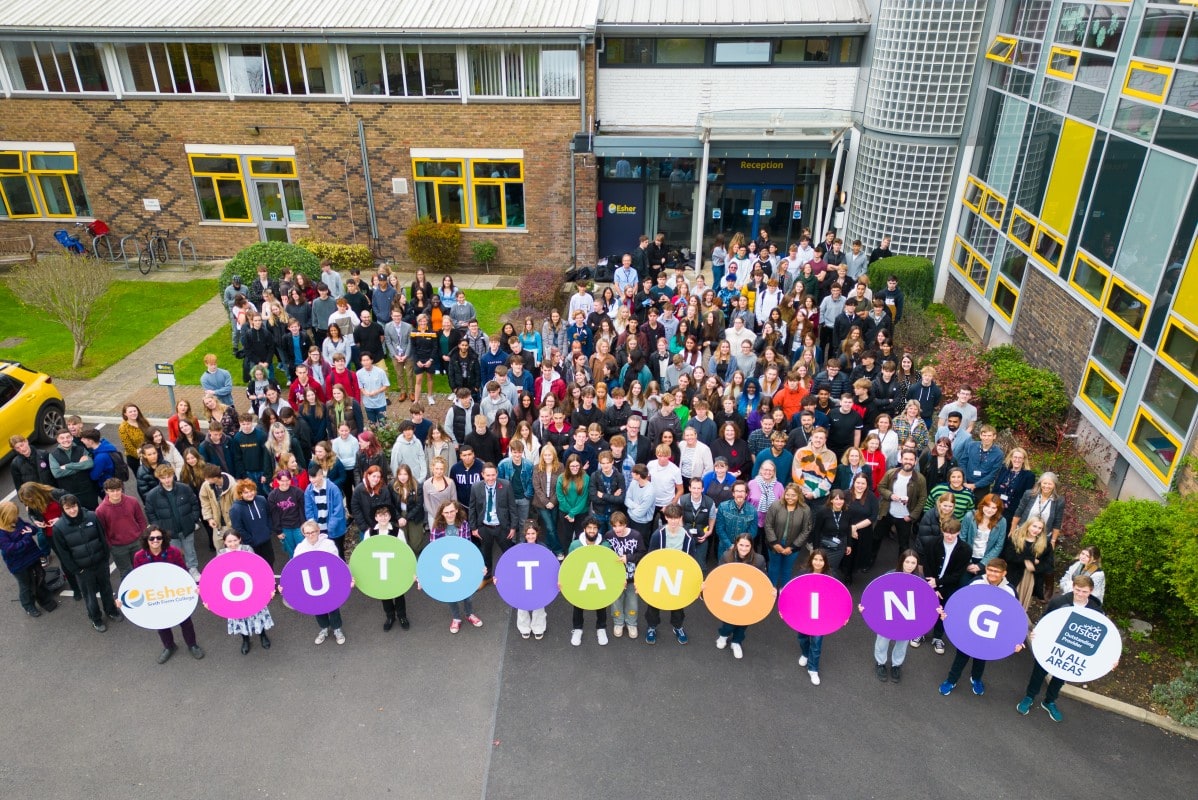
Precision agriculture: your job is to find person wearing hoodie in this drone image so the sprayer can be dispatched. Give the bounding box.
[643,504,698,646]
[79,429,122,491]
[52,495,121,632]
[267,470,307,559]
[939,558,1024,697]
[49,429,98,510]
[94,478,147,579]
[0,501,59,617]
[566,517,613,647]
[304,469,348,559]
[293,520,347,645]
[230,479,274,568]
[389,421,428,483]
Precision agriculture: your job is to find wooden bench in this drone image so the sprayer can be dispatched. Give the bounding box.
[0,235,37,265]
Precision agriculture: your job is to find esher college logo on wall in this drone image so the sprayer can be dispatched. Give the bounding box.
[608,203,637,214]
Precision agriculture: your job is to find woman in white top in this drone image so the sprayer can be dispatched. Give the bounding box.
[1058,545,1105,602]
[868,413,901,468]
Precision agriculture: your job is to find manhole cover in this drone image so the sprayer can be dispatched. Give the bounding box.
[0,337,25,348]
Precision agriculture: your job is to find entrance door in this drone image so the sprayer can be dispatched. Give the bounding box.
[253,180,290,243]
[705,185,795,247]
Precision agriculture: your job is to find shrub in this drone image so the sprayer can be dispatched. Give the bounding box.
[1082,499,1176,621]
[923,339,992,405]
[517,265,565,312]
[1166,491,1198,623]
[980,359,1069,441]
[372,418,402,454]
[893,305,939,362]
[868,255,935,310]
[296,238,374,272]
[925,303,969,342]
[219,241,320,288]
[471,240,499,270]
[405,220,462,270]
[981,343,1026,367]
[1151,666,1198,728]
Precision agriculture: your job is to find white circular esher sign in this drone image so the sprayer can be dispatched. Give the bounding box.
[117,562,199,630]
[1031,605,1122,682]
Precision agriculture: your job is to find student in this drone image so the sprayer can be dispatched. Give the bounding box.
[293,520,347,645]
[714,533,770,659]
[126,525,204,663]
[215,529,275,655]
[939,558,1022,696]
[860,549,923,683]
[0,501,59,617]
[1058,545,1105,602]
[567,517,612,646]
[798,548,832,685]
[643,504,697,646]
[763,483,811,588]
[426,500,484,633]
[304,468,348,559]
[362,505,411,632]
[1017,575,1107,722]
[923,518,970,654]
[606,512,645,639]
[509,521,548,640]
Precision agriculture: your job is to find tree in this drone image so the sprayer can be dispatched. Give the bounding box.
[8,254,114,368]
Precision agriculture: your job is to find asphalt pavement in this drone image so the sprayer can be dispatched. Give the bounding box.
[2,524,1195,799]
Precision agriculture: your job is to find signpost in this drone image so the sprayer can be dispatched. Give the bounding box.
[156,362,176,409]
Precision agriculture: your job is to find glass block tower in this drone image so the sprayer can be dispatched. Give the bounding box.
[848,0,988,257]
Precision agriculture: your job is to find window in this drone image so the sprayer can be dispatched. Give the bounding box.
[188,154,251,223]
[1160,318,1198,383]
[0,147,91,219]
[1047,46,1081,79]
[993,277,1020,322]
[1,41,109,92]
[1010,207,1036,250]
[1084,5,1127,52]
[713,42,772,65]
[999,249,1028,285]
[1055,4,1090,48]
[248,157,298,178]
[1113,99,1160,141]
[1078,137,1146,263]
[468,45,576,98]
[986,36,1018,64]
[604,38,655,65]
[838,38,863,65]
[1115,151,1195,294]
[1092,320,1136,381]
[349,44,459,97]
[1135,9,1188,62]
[1081,361,1121,422]
[1032,226,1065,270]
[225,44,339,95]
[1142,362,1198,439]
[1123,61,1173,103]
[950,236,990,292]
[656,39,706,65]
[1105,279,1150,337]
[1071,250,1110,306]
[412,153,525,230]
[775,39,829,63]
[961,175,1006,228]
[114,43,223,94]
[1130,408,1180,482]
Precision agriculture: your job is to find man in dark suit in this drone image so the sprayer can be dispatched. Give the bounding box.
[469,462,518,580]
[921,518,970,655]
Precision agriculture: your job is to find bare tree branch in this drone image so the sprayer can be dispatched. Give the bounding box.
[7,255,114,368]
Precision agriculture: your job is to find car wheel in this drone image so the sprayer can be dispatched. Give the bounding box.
[34,402,66,444]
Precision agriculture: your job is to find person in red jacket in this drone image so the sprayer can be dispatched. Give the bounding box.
[94,478,147,579]
[126,525,205,664]
[324,353,361,402]
[534,362,566,406]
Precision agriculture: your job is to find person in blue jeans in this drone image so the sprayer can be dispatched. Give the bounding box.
[763,483,811,588]
[714,534,771,660]
[797,548,831,686]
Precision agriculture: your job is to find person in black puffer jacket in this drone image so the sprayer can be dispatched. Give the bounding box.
[144,465,202,578]
[51,495,120,631]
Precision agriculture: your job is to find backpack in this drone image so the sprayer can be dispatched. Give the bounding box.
[109,452,131,482]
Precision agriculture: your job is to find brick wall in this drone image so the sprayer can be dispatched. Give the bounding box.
[0,95,587,266]
[1011,268,1098,396]
[943,273,970,321]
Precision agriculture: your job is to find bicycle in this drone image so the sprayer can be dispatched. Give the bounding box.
[75,220,112,259]
[138,229,170,275]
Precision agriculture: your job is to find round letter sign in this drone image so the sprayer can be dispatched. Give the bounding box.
[1031,605,1122,682]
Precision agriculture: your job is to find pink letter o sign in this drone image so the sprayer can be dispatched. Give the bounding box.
[199,550,275,619]
[777,573,853,636]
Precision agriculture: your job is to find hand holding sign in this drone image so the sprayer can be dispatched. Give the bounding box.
[1031,606,1122,682]
[349,535,417,599]
[280,551,353,615]
[199,550,275,619]
[777,574,852,636]
[634,549,703,611]
[858,572,939,641]
[558,546,625,610]
[942,583,1028,660]
[416,536,485,604]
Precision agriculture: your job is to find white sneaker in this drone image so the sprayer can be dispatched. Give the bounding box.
[809,670,821,686]
[314,628,329,645]
[597,629,608,646]
[613,624,624,638]
[627,627,638,639]
[333,628,346,645]
[570,629,583,647]
[189,567,201,581]
[730,643,743,660]
[427,394,435,405]
[798,654,808,667]
[716,635,728,650]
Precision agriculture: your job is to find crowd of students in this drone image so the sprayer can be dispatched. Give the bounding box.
[1,236,1108,718]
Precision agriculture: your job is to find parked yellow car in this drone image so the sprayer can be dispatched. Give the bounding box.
[0,361,66,462]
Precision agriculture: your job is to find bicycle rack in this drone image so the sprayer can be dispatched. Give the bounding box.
[176,237,198,266]
[119,235,142,269]
[91,234,118,262]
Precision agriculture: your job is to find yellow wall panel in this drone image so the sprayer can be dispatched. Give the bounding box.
[1040,119,1096,235]
[1174,238,1198,328]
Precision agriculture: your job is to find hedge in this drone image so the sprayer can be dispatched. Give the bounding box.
[296,238,374,272]
[868,255,935,310]
[405,220,462,270]
[219,241,321,288]
[979,358,1069,441]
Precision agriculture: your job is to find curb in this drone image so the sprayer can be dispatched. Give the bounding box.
[1061,685,1198,740]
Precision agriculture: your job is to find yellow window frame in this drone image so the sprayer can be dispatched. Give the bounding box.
[189,154,251,223]
[248,156,298,179]
[951,236,990,293]
[1123,61,1173,104]
[1080,360,1121,425]
[980,189,1007,228]
[33,174,79,218]
[1031,225,1065,270]
[0,173,41,218]
[0,150,23,173]
[26,151,78,174]
[962,176,986,213]
[1046,46,1081,80]
[188,153,243,177]
[412,158,466,224]
[1103,276,1150,338]
[1158,316,1198,385]
[992,275,1020,323]
[1009,206,1037,252]
[1129,407,1181,483]
[986,36,1017,64]
[1069,250,1110,307]
[470,159,525,229]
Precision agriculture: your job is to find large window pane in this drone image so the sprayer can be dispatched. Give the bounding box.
[1113,99,1159,141]
[1082,365,1120,420]
[474,185,502,225]
[1084,6,1126,53]
[437,183,464,224]
[1131,411,1179,478]
[216,179,250,221]
[776,39,829,63]
[116,45,155,92]
[1136,9,1187,62]
[187,44,222,92]
[421,47,458,96]
[979,91,1029,196]
[0,176,38,215]
[1113,151,1196,293]
[415,182,437,220]
[302,44,336,94]
[37,175,72,215]
[1156,109,1198,160]
[382,45,408,96]
[1142,363,1198,436]
[1092,320,1136,380]
[1166,71,1198,116]
[541,47,578,97]
[714,42,772,64]
[228,44,266,94]
[195,179,220,221]
[347,45,383,95]
[282,180,305,224]
[72,43,108,91]
[66,173,91,217]
[504,184,525,228]
[1055,4,1089,47]
[1012,108,1062,217]
[1079,138,1146,263]
[656,39,705,65]
[1162,322,1198,381]
[7,42,44,91]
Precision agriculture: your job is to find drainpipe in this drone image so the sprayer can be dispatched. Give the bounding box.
[357,119,379,249]
[571,138,577,268]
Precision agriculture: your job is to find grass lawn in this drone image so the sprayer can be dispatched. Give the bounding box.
[0,279,219,379]
[175,288,520,387]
